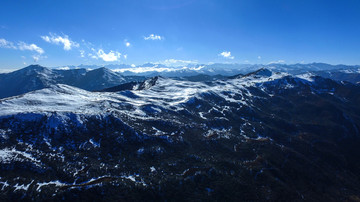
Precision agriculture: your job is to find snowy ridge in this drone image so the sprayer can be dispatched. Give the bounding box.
[0,71,314,118]
[0,65,145,99]
[296,72,315,82]
[1,68,360,200]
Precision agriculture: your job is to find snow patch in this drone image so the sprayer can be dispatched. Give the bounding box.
[296,73,314,82]
[0,148,41,166]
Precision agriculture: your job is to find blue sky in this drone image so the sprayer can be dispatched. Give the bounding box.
[0,0,360,69]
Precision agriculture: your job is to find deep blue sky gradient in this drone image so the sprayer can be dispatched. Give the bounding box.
[0,0,359,69]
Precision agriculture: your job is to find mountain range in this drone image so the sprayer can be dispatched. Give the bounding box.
[0,65,145,99]
[0,66,360,200]
[1,63,360,99]
[62,62,360,76]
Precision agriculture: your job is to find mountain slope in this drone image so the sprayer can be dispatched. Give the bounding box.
[0,65,57,98]
[0,65,145,98]
[0,70,360,201]
[74,67,126,90]
[312,68,360,84]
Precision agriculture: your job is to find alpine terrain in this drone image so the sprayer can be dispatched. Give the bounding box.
[0,66,360,201]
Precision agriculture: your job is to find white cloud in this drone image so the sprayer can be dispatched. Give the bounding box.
[144,34,163,40]
[125,42,131,47]
[123,54,127,59]
[112,66,175,73]
[32,55,47,62]
[80,50,85,58]
[96,49,121,62]
[112,65,205,74]
[57,66,70,70]
[1,38,45,62]
[156,59,198,66]
[131,64,136,67]
[219,51,234,59]
[81,39,94,49]
[41,33,79,50]
[18,42,44,54]
[32,55,40,62]
[268,60,285,64]
[0,38,16,49]
[88,53,98,59]
[258,56,261,60]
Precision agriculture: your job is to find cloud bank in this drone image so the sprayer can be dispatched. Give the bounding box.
[95,49,121,62]
[156,59,197,66]
[144,34,163,40]
[219,51,234,59]
[268,60,285,64]
[41,33,79,50]
[18,42,44,55]
[0,38,16,49]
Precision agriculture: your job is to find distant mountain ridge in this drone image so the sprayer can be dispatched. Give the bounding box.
[58,63,360,84]
[0,65,145,98]
[1,63,360,99]
[56,62,360,76]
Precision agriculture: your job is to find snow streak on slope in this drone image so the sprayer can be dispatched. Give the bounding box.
[0,72,306,119]
[0,148,41,166]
